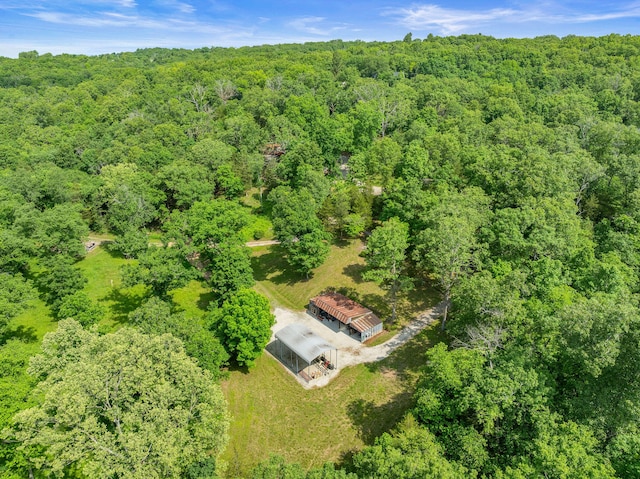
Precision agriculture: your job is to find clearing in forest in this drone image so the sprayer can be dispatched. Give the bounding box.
[219,239,443,476]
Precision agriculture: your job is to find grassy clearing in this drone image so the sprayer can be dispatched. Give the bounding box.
[76,247,148,329]
[78,246,129,301]
[220,238,444,476]
[9,239,444,479]
[10,298,56,344]
[10,246,128,343]
[171,280,215,320]
[79,247,218,327]
[240,215,274,242]
[251,239,439,329]
[240,188,275,241]
[240,188,265,210]
[10,246,214,342]
[221,325,446,477]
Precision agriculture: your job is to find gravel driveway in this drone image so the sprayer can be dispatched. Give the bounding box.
[268,302,444,388]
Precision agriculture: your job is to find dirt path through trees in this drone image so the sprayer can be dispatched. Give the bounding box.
[86,236,279,248]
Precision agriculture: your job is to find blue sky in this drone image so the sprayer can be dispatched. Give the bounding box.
[1,1,639,58]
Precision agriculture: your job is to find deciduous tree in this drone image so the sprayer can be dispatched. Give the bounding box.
[414,188,489,329]
[362,217,410,322]
[121,246,197,298]
[204,241,254,301]
[0,273,35,336]
[129,298,229,378]
[56,291,104,326]
[34,256,87,315]
[8,320,230,479]
[211,289,274,368]
[270,186,330,277]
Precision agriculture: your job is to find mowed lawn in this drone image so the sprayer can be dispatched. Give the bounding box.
[77,246,214,327]
[220,326,444,477]
[251,239,439,329]
[10,245,213,342]
[9,240,444,478]
[11,246,138,343]
[219,240,444,476]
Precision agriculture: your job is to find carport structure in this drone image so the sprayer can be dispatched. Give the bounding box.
[274,323,338,382]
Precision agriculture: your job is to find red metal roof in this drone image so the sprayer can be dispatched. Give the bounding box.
[310,292,381,332]
[350,314,382,333]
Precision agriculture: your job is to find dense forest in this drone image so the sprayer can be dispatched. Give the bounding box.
[2,33,640,478]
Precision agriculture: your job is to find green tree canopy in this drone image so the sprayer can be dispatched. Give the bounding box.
[129,297,229,378]
[0,273,35,335]
[353,415,468,479]
[121,246,197,298]
[211,289,275,368]
[56,291,104,327]
[7,320,229,479]
[363,217,410,322]
[96,163,164,234]
[414,187,490,329]
[203,241,254,301]
[270,186,330,276]
[34,255,87,316]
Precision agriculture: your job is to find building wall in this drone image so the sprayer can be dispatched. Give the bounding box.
[360,323,383,341]
[310,300,383,342]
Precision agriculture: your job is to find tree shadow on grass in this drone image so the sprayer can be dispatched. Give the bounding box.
[225,360,251,375]
[251,245,305,286]
[102,287,149,324]
[99,242,124,259]
[339,277,441,331]
[342,263,366,284]
[333,238,351,248]
[346,392,413,445]
[1,325,37,345]
[366,326,447,382]
[197,290,218,312]
[336,449,358,474]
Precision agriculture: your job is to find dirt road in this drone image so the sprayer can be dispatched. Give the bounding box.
[86,236,279,248]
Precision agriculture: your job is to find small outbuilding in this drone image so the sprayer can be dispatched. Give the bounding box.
[308,292,383,342]
[274,323,338,382]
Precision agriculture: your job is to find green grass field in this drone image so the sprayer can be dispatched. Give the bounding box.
[10,245,215,343]
[221,326,445,477]
[8,238,443,478]
[11,246,138,342]
[251,239,439,329]
[219,240,443,476]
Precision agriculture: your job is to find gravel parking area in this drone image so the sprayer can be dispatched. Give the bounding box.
[267,303,444,388]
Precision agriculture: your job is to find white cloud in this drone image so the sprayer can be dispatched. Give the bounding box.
[26,9,251,35]
[0,1,34,9]
[574,6,640,22]
[29,11,156,28]
[114,0,136,7]
[389,4,516,33]
[176,2,195,14]
[386,2,640,34]
[288,16,329,35]
[288,16,353,36]
[157,0,196,14]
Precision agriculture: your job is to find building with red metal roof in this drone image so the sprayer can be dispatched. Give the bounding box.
[308,292,383,342]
